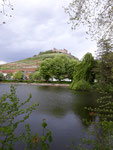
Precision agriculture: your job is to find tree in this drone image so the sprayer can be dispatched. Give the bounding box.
[67,59,78,80]
[29,73,33,80]
[71,53,95,90]
[32,71,41,81]
[40,58,53,81]
[65,0,113,40]
[96,38,113,84]
[39,55,77,82]
[52,55,69,81]
[13,71,24,81]
[0,72,4,81]
[5,72,13,80]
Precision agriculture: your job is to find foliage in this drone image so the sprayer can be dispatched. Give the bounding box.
[0,86,52,150]
[65,0,113,40]
[68,89,113,150]
[70,120,113,150]
[5,72,13,80]
[40,58,53,81]
[39,55,78,82]
[65,58,77,80]
[32,71,41,81]
[0,86,38,149]
[95,38,113,85]
[52,55,69,81]
[29,73,33,80]
[70,77,113,149]
[85,91,113,120]
[13,71,24,81]
[0,72,4,81]
[71,53,95,90]
[71,79,92,91]
[20,119,52,150]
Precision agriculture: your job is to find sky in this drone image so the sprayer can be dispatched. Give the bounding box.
[0,0,97,64]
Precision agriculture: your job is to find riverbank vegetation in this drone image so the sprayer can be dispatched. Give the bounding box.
[65,0,113,149]
[0,86,52,150]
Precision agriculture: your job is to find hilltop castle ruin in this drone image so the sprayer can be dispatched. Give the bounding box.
[52,48,68,54]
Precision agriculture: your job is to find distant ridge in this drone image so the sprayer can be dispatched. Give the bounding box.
[0,48,79,77]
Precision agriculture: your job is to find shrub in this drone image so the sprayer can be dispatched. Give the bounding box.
[71,80,92,91]
[0,86,52,150]
[32,71,41,81]
[13,71,24,81]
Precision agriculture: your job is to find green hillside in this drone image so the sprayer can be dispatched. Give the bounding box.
[0,50,78,71]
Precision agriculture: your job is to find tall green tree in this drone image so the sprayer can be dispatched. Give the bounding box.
[67,59,78,80]
[39,55,78,82]
[40,58,53,81]
[71,53,95,90]
[96,38,113,84]
[52,55,69,81]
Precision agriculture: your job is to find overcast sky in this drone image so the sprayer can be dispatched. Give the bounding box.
[0,0,97,64]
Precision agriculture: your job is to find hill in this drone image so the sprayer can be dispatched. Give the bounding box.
[0,49,78,76]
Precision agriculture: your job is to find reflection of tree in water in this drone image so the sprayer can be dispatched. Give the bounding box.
[36,86,99,123]
[71,91,98,126]
[49,106,66,118]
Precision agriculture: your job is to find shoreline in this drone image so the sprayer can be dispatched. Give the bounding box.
[0,82,69,87]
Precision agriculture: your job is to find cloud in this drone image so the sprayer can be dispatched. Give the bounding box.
[0,61,7,65]
[0,0,97,62]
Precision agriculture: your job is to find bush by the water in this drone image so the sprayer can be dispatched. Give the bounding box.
[71,80,92,91]
[0,86,52,150]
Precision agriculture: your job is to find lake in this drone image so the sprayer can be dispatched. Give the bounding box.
[0,84,98,150]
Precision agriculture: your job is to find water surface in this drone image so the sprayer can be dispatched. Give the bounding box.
[0,84,97,150]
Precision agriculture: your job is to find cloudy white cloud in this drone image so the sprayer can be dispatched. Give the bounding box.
[0,0,97,64]
[0,61,7,65]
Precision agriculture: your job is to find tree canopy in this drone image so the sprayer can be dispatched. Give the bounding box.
[32,71,41,81]
[71,53,95,90]
[39,55,78,81]
[5,72,12,80]
[65,0,113,40]
[96,38,113,84]
[52,55,69,81]
[13,71,24,81]
[40,58,53,81]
